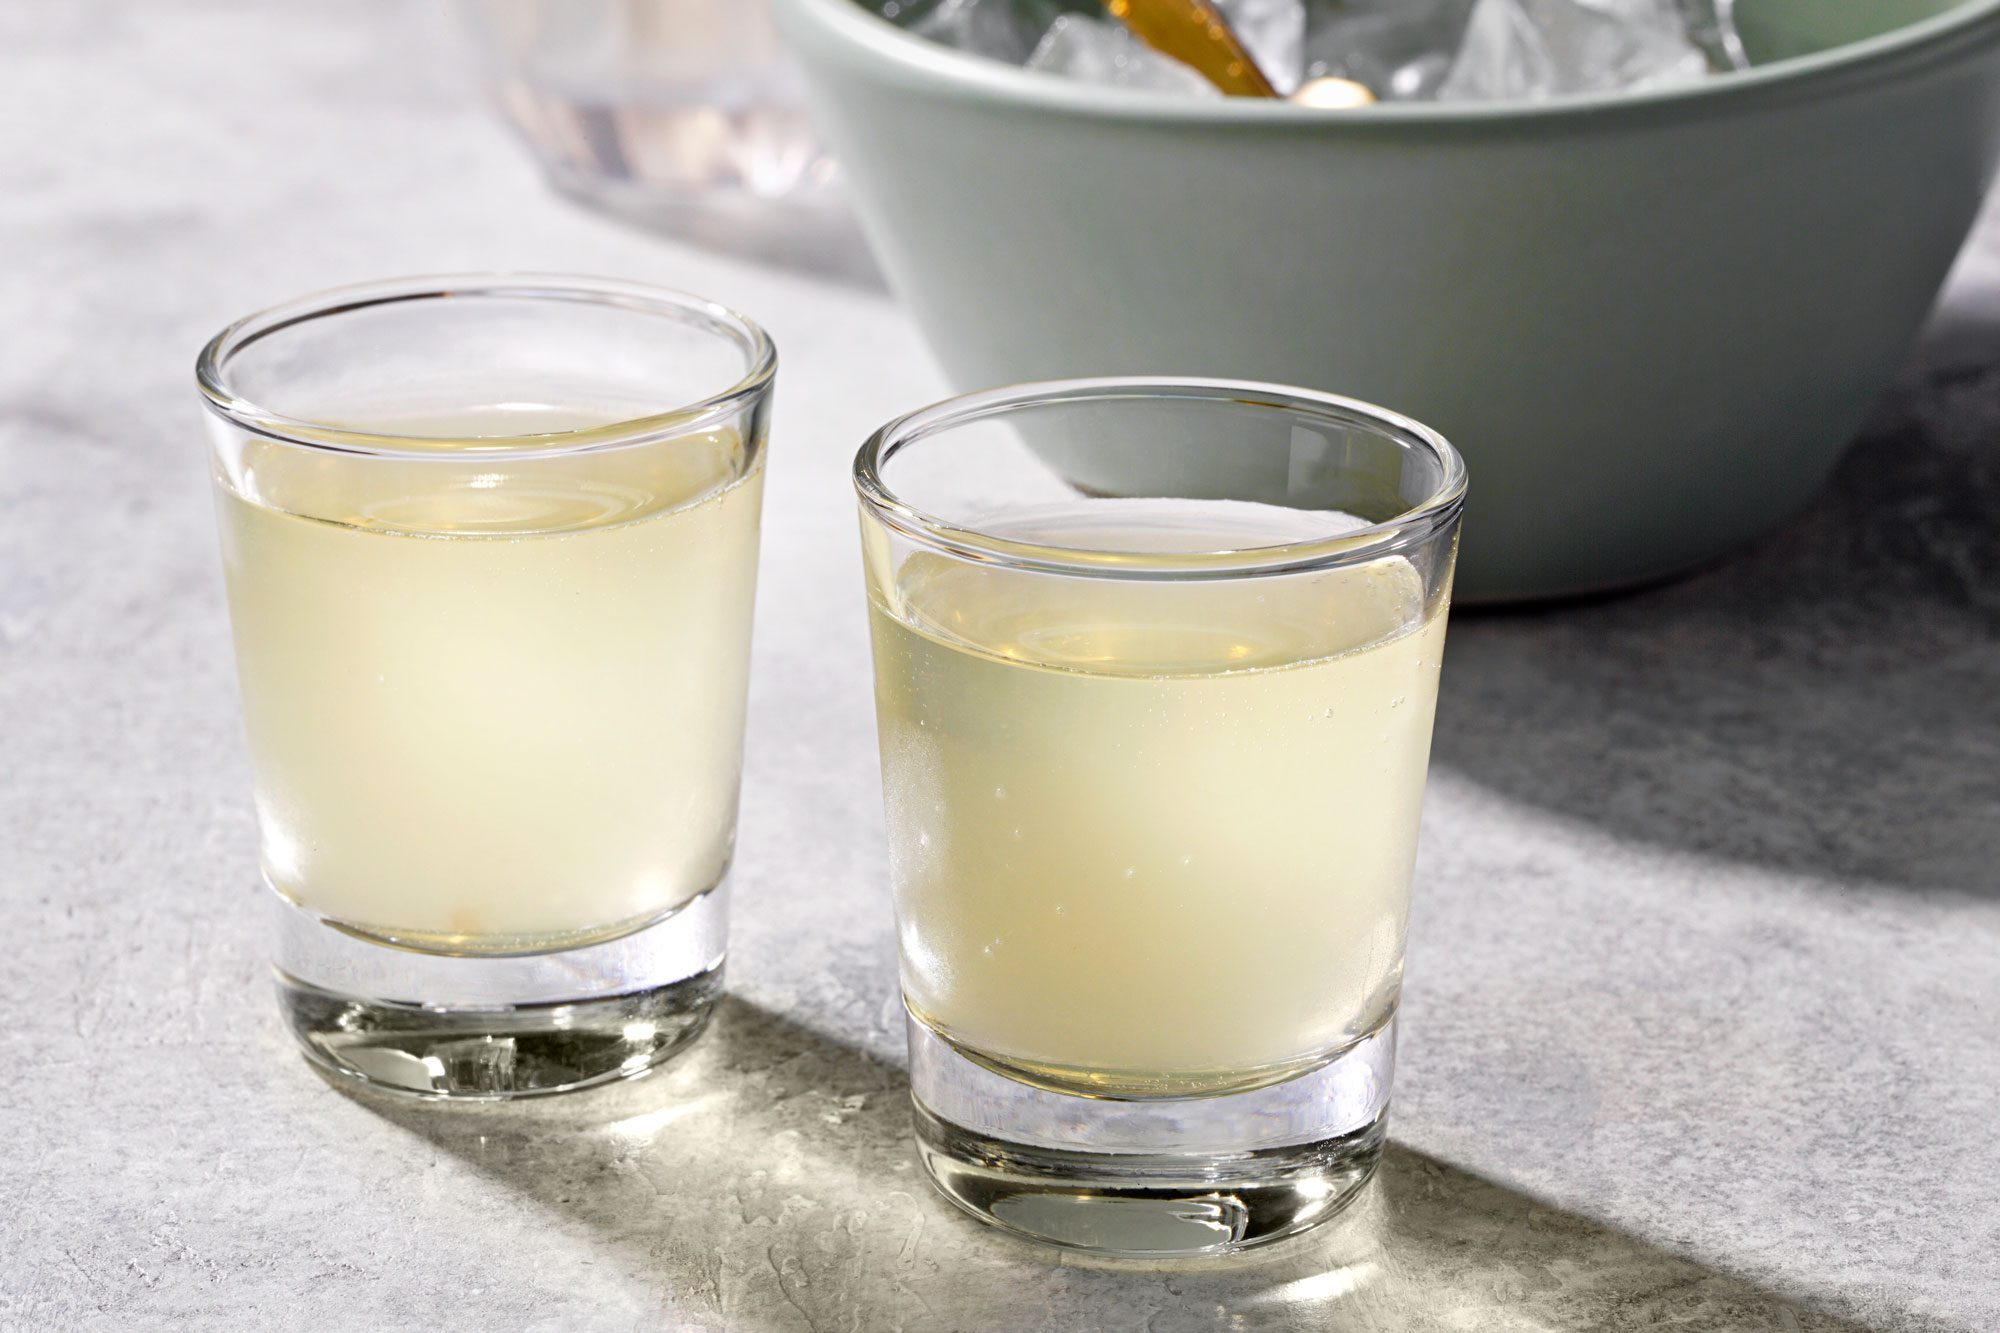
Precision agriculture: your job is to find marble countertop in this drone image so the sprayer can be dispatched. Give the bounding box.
[5,4,1997,1329]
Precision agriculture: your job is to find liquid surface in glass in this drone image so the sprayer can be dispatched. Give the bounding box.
[868,498,1446,1095]
[216,405,762,952]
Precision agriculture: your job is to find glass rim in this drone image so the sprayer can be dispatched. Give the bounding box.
[195,272,778,460]
[853,376,1468,580]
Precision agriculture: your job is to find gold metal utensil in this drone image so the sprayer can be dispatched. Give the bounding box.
[1107,0,1278,97]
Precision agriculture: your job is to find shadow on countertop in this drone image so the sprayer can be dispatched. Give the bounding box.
[340,998,1883,1332]
[1434,329,2000,899]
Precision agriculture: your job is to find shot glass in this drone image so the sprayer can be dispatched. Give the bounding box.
[856,378,1465,1256]
[198,275,774,1099]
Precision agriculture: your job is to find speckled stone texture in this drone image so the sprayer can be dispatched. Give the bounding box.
[2,3,1996,1329]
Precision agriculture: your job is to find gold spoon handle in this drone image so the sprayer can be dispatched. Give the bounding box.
[1107,0,1279,98]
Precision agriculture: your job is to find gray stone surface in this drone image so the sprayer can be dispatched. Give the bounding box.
[3,3,1996,1329]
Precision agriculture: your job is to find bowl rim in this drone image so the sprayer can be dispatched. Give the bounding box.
[786,0,2000,124]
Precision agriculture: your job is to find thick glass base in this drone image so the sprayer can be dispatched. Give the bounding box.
[907,1008,1394,1258]
[273,884,727,1100]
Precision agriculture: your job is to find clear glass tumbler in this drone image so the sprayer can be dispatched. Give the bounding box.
[856,378,1465,1256]
[458,1,843,248]
[198,275,775,1099]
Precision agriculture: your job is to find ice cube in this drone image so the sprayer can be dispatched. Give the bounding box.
[1436,0,1709,102]
[1217,0,1308,94]
[1301,1,1478,103]
[899,0,1076,66]
[887,0,1740,102]
[1677,0,1749,71]
[1025,15,1221,97]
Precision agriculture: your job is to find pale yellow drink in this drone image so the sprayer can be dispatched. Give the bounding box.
[867,500,1445,1095]
[215,407,762,951]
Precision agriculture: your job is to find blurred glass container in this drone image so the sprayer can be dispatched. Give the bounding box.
[459,0,852,259]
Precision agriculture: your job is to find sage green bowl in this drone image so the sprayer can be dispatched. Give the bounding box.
[777,0,2000,600]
